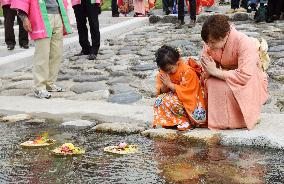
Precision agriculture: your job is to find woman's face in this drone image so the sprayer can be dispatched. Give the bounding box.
[162,64,178,74]
[207,34,229,51]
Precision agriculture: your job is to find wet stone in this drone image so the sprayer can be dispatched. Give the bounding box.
[109,71,127,77]
[94,62,112,69]
[267,69,284,82]
[141,129,179,140]
[273,58,284,67]
[140,55,155,61]
[99,49,115,55]
[0,89,31,96]
[5,80,33,90]
[138,49,152,56]
[110,83,136,94]
[61,120,96,129]
[51,91,76,98]
[269,40,284,47]
[73,75,109,82]
[68,90,110,100]
[149,15,162,24]
[57,74,74,81]
[11,74,33,82]
[69,56,79,61]
[106,76,133,85]
[168,40,192,48]
[242,31,260,38]
[106,39,124,46]
[188,34,202,42]
[269,45,284,52]
[108,91,142,104]
[130,63,157,71]
[118,49,132,55]
[81,69,103,76]
[105,65,129,72]
[133,72,150,79]
[269,52,284,59]
[93,122,146,134]
[276,98,284,112]
[70,82,108,94]
[196,14,210,23]
[96,54,113,60]
[161,15,178,24]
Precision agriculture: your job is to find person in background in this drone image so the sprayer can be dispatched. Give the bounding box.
[12,0,72,99]
[266,0,284,22]
[175,0,197,29]
[226,0,248,13]
[72,0,102,60]
[162,0,172,15]
[0,0,28,50]
[112,0,119,17]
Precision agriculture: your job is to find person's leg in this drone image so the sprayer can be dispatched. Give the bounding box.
[274,0,284,18]
[231,0,240,9]
[111,0,119,16]
[163,0,172,14]
[46,14,63,90]
[266,0,274,22]
[2,5,16,50]
[86,3,100,59]
[73,3,91,55]
[175,0,185,28]
[17,15,29,48]
[240,0,248,9]
[188,0,196,27]
[33,33,51,92]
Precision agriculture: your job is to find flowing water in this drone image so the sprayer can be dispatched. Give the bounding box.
[0,119,283,183]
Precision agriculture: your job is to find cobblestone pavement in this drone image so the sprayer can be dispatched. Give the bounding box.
[0,13,284,114]
[0,11,133,58]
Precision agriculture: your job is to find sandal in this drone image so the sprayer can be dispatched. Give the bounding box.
[177,122,192,131]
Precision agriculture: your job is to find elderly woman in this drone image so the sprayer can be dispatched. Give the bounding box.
[200,14,269,130]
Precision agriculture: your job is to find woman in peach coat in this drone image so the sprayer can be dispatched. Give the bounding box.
[200,15,269,130]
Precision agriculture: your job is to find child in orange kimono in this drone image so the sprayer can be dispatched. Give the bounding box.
[153,45,206,131]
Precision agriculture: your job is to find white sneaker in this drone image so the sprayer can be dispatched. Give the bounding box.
[46,84,64,92]
[34,90,51,99]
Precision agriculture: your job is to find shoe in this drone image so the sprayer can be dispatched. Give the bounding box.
[74,51,89,56]
[7,44,15,50]
[112,14,119,17]
[188,20,196,28]
[177,122,192,131]
[46,84,64,92]
[20,44,29,49]
[34,90,51,99]
[165,10,171,15]
[88,54,97,60]
[175,20,185,29]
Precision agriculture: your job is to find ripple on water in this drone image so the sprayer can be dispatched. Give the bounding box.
[0,120,283,183]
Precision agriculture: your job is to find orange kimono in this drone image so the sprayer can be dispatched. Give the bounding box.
[153,59,206,128]
[202,26,269,130]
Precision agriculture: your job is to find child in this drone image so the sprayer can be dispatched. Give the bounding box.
[153,45,207,131]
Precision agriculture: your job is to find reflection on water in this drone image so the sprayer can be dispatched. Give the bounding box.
[0,120,283,183]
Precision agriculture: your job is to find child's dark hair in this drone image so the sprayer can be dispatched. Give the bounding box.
[154,45,180,71]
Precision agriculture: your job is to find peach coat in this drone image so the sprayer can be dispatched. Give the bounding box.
[202,26,269,130]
